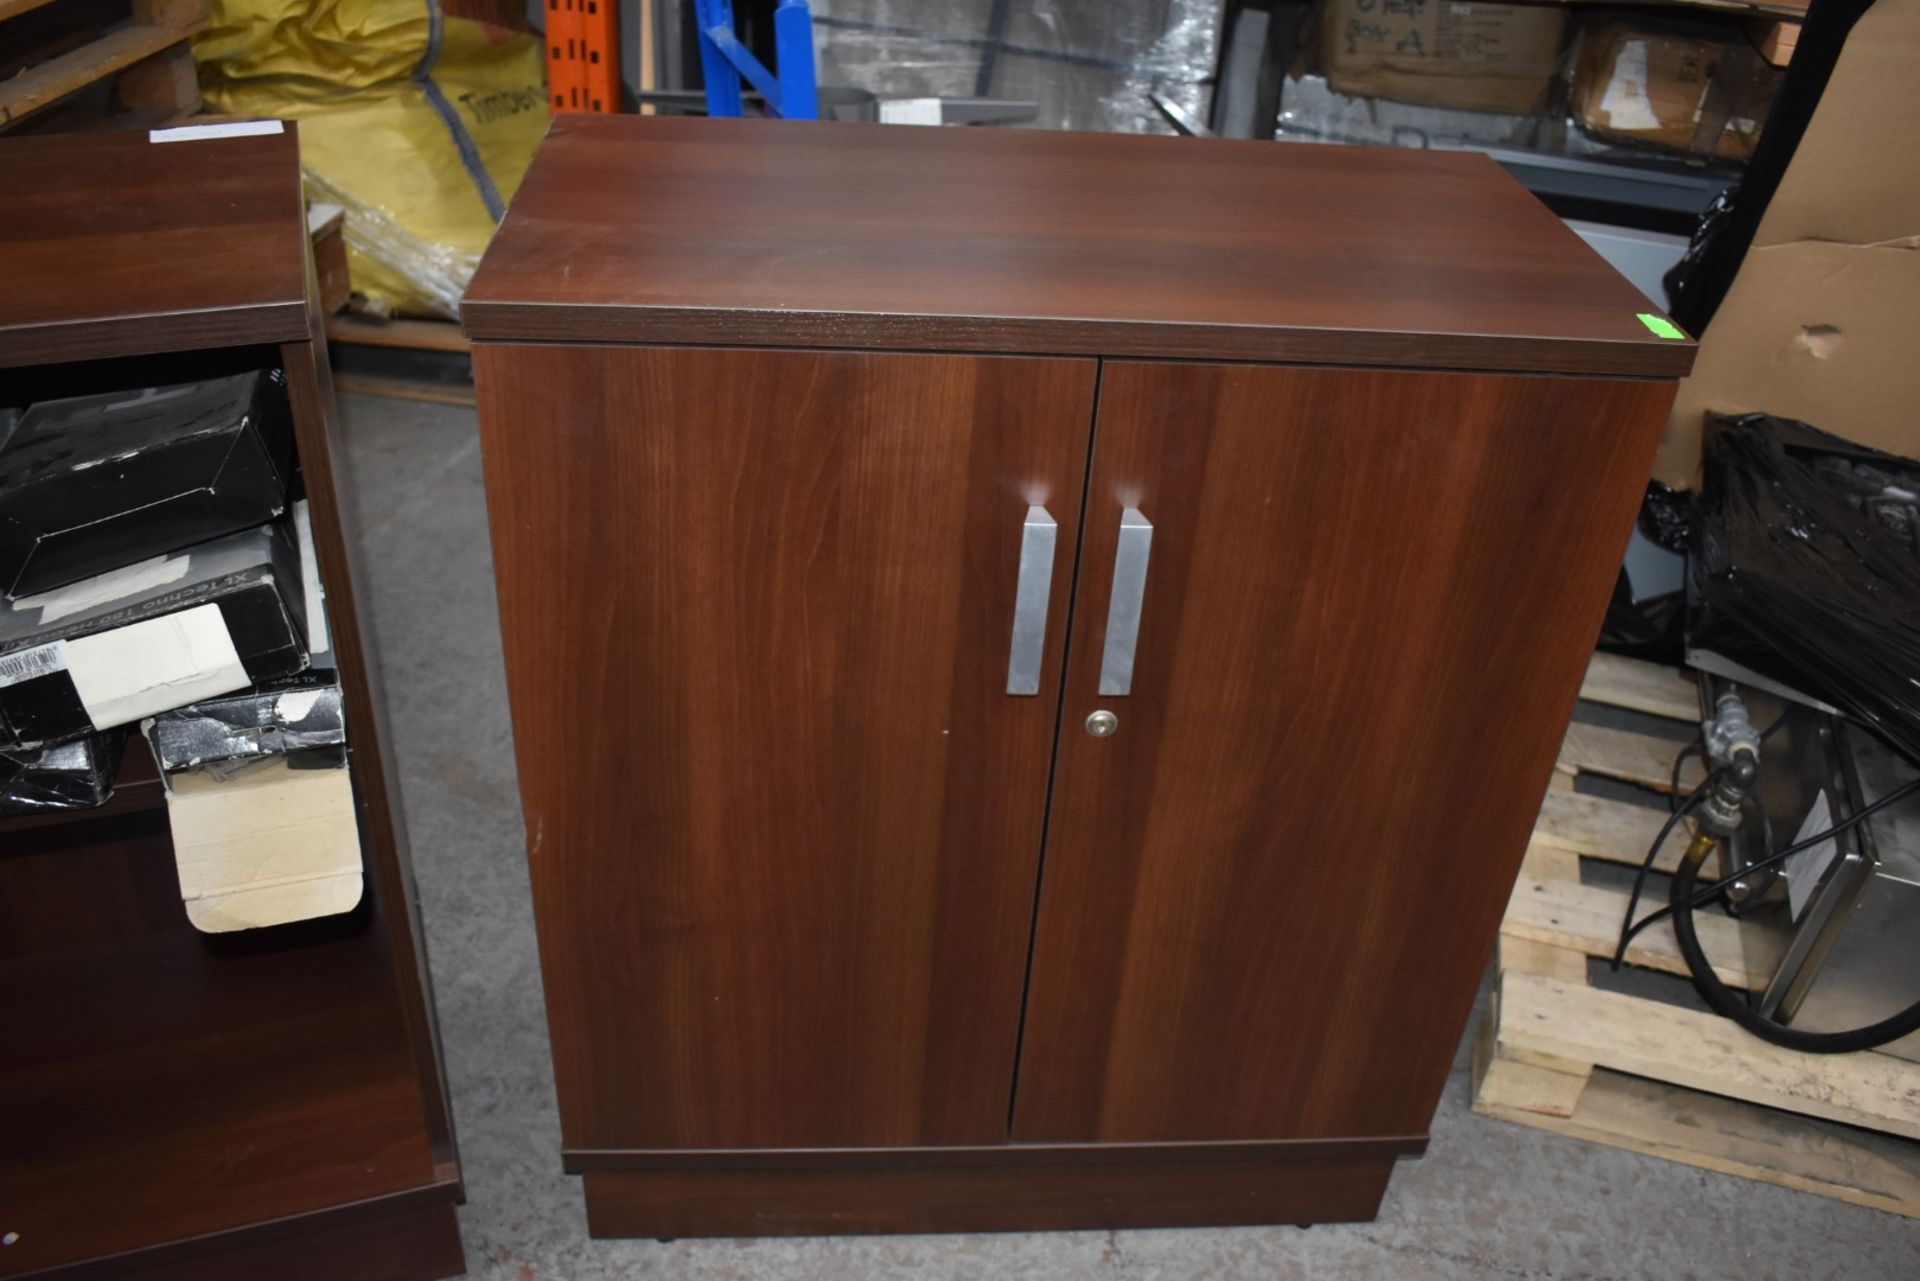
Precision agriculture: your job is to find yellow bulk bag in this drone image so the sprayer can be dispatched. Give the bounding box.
[196,0,549,318]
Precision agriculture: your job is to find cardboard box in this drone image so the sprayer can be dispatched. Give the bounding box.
[1659,0,1920,486]
[145,677,344,774]
[0,523,309,748]
[1323,0,1567,114]
[0,730,122,816]
[1572,21,1780,160]
[0,369,295,600]
[164,755,362,933]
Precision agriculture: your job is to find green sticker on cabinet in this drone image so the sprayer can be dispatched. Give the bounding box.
[1637,312,1686,340]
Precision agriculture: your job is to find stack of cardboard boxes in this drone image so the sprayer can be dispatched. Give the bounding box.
[0,369,362,933]
[1313,0,1794,162]
[1662,0,1920,485]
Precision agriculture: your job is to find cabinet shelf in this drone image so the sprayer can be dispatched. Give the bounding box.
[0,921,448,1275]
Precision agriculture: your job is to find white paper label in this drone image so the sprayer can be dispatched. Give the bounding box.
[275,689,324,720]
[0,642,65,688]
[1597,43,1661,132]
[149,120,285,143]
[1784,791,1839,922]
[63,603,249,730]
[878,98,943,126]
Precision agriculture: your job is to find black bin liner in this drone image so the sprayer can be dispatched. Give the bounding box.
[1599,481,1692,663]
[1689,412,1920,764]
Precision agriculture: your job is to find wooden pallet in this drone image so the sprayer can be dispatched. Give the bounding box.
[1474,653,1920,1218]
[1,0,208,131]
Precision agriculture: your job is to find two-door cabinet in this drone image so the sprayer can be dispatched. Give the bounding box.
[462,115,1693,1236]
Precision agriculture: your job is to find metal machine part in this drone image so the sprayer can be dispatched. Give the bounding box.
[1695,691,1759,839]
[1702,673,1920,1061]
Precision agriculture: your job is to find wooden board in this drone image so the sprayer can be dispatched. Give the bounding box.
[463,114,1696,378]
[1011,363,1673,1143]
[0,0,209,130]
[476,343,1098,1150]
[1478,1067,1920,1220]
[326,314,471,354]
[0,126,309,364]
[1477,651,1920,1215]
[0,0,67,22]
[1555,720,1704,793]
[1498,970,1920,1141]
[1502,857,1755,988]
[1581,651,1699,720]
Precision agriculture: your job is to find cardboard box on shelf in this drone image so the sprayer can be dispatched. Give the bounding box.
[144,677,344,774]
[0,731,122,816]
[1322,0,1568,114]
[0,523,309,749]
[0,369,295,600]
[1572,20,1780,161]
[1659,0,1920,486]
[164,754,362,933]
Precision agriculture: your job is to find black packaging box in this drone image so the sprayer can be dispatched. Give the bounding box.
[0,369,294,600]
[1,729,123,816]
[0,523,309,749]
[145,674,345,774]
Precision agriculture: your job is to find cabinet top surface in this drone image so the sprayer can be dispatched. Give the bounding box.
[463,115,1692,377]
[0,126,312,368]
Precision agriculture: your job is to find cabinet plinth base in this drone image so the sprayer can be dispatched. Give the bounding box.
[573,1138,1422,1237]
[30,1196,464,1281]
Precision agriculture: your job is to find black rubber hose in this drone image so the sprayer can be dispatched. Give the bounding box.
[1668,856,1920,1053]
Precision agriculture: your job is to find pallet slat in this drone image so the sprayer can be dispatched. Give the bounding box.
[1556,721,1705,793]
[1532,789,1676,870]
[1,26,191,127]
[1483,652,1920,1216]
[0,0,64,21]
[1476,1068,1920,1220]
[1503,862,1755,989]
[1580,652,1700,721]
[325,315,471,354]
[1498,971,1920,1142]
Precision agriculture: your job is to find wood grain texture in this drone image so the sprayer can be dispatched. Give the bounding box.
[0,141,458,1277]
[564,1133,1426,1171]
[0,127,309,367]
[0,919,444,1276]
[580,1148,1400,1237]
[463,115,1694,377]
[1012,362,1674,1142]
[0,740,177,959]
[39,1197,464,1281]
[1476,1066,1920,1222]
[474,343,1097,1149]
[282,332,459,1168]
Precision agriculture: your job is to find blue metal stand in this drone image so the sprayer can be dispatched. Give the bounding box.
[694,0,819,120]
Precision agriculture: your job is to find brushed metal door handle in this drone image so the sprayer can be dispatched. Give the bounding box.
[1005,506,1058,696]
[1098,507,1153,696]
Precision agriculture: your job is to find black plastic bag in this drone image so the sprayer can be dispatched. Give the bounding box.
[1599,482,1693,663]
[1689,413,1920,764]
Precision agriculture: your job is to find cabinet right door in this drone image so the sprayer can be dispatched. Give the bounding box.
[1012,361,1673,1143]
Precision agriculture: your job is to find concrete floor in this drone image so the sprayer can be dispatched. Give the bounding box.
[338,391,1920,1281]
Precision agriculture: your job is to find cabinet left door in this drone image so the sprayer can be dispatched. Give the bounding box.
[474,344,1097,1150]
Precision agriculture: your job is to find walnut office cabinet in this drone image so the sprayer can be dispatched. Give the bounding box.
[463,115,1693,1236]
